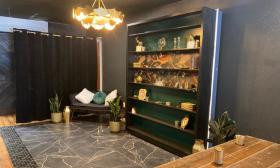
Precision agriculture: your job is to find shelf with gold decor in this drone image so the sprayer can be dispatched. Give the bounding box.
[126,7,222,157]
[128,82,197,93]
[128,97,196,114]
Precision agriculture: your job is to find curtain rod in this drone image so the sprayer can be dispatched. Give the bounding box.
[12,29,94,40]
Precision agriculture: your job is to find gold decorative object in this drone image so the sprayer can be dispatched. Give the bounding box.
[63,106,71,124]
[214,146,224,165]
[180,116,189,129]
[136,37,145,52]
[134,71,143,83]
[73,0,124,30]
[181,102,196,111]
[138,89,147,101]
[192,139,205,153]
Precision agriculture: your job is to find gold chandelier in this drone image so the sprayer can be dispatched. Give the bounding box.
[73,0,124,30]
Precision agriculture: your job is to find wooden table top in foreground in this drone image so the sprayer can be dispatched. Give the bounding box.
[157,136,280,168]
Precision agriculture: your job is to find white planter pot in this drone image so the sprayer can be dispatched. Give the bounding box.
[109,121,121,133]
[51,112,62,123]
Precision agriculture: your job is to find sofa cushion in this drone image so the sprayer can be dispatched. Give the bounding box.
[93,91,107,104]
[105,89,118,106]
[75,88,94,104]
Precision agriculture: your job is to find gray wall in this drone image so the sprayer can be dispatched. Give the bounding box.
[101,0,280,143]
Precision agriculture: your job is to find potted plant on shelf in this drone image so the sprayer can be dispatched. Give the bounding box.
[108,96,123,133]
[208,111,237,146]
[49,93,62,123]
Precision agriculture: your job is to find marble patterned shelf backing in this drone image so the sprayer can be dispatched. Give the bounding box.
[15,122,179,168]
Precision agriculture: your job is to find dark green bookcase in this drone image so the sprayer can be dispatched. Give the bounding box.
[126,8,222,156]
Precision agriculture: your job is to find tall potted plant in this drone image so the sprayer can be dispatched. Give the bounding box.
[49,93,62,123]
[208,111,237,145]
[108,96,123,133]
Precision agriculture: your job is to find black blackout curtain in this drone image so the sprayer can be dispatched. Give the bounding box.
[14,29,97,123]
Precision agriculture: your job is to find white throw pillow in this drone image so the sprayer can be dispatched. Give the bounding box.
[75,88,95,104]
[105,89,118,106]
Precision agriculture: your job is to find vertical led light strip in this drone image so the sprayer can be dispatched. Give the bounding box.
[96,37,103,91]
[207,9,222,148]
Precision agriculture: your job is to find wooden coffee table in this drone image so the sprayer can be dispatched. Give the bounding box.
[157,136,280,168]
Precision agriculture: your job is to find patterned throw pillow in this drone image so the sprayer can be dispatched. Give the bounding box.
[75,88,95,104]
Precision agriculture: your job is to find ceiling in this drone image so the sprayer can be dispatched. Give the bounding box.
[0,0,181,23]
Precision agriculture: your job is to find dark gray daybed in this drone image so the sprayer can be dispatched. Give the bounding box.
[69,94,111,122]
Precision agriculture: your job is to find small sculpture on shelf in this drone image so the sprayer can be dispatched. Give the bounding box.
[134,71,143,83]
[194,35,201,48]
[173,37,177,49]
[131,107,137,114]
[158,37,167,51]
[136,37,145,52]
[180,115,189,129]
[186,35,196,49]
[177,37,181,48]
[174,120,180,128]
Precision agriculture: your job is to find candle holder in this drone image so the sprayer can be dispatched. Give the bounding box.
[235,135,245,146]
[214,146,224,165]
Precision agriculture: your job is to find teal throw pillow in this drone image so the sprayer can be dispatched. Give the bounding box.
[93,92,107,104]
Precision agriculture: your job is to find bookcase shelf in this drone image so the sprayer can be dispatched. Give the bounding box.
[128,48,200,54]
[128,82,197,93]
[128,97,196,114]
[128,67,199,72]
[126,7,222,157]
[128,112,195,135]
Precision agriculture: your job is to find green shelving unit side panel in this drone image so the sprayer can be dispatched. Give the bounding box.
[131,116,195,150]
[129,84,197,105]
[130,100,195,130]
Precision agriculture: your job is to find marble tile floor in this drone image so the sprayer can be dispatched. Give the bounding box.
[15,122,179,168]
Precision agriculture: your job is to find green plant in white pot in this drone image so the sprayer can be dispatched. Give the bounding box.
[108,96,123,133]
[49,93,62,123]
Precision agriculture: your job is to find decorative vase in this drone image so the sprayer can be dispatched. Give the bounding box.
[51,112,62,123]
[109,121,121,133]
[63,106,71,124]
[192,139,205,153]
